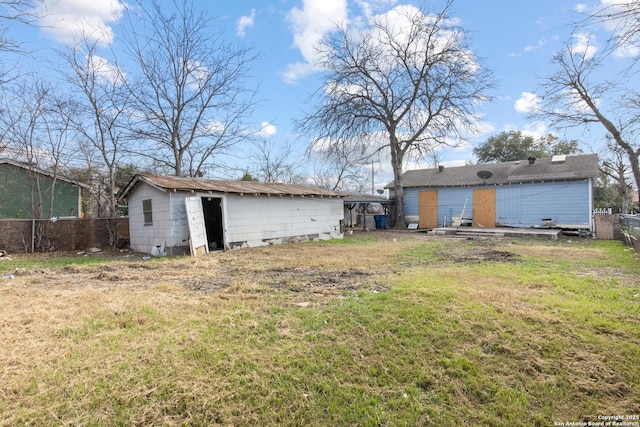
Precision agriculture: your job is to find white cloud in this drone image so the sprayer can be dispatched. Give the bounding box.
[283,0,465,84]
[281,61,323,85]
[575,3,588,13]
[202,119,227,134]
[284,0,348,83]
[184,58,210,89]
[613,42,640,58]
[521,122,548,140]
[571,32,598,59]
[567,88,600,112]
[87,54,124,85]
[35,0,126,46]
[237,9,256,38]
[523,39,546,52]
[257,122,277,137]
[514,92,540,113]
[501,122,548,140]
[354,0,399,22]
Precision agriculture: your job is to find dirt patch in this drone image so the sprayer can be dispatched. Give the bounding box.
[179,266,387,295]
[2,247,392,296]
[449,248,519,263]
[436,240,520,263]
[259,267,388,294]
[0,233,525,298]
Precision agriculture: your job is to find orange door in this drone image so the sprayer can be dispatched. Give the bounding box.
[418,190,438,229]
[472,188,496,228]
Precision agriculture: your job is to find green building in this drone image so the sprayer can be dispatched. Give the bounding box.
[0,159,89,219]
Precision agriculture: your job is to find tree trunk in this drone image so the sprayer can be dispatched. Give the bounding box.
[623,149,640,203]
[389,138,406,230]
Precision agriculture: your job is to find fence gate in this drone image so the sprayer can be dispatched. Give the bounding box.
[593,212,619,240]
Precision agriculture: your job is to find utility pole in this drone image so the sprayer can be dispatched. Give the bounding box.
[370,162,375,195]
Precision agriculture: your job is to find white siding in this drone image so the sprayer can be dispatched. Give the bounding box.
[128,182,344,253]
[127,185,173,253]
[168,192,191,252]
[225,195,343,248]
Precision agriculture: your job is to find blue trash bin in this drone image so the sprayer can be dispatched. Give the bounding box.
[374,214,388,229]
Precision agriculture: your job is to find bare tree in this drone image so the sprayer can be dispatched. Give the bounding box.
[0,0,43,82]
[0,1,38,51]
[533,36,640,194]
[248,138,305,184]
[58,37,129,243]
[601,137,633,213]
[307,136,376,192]
[586,0,640,61]
[0,78,79,249]
[298,1,492,228]
[119,0,258,177]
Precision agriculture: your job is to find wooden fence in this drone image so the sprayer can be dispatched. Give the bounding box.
[592,213,620,240]
[0,217,129,254]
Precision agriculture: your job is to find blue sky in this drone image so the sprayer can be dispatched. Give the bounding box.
[5,0,635,188]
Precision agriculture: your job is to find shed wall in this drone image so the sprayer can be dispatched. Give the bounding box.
[127,185,174,253]
[224,195,343,248]
[127,183,344,254]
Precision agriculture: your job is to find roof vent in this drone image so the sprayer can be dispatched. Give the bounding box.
[477,170,493,180]
[438,165,444,172]
[551,155,567,164]
[527,156,536,164]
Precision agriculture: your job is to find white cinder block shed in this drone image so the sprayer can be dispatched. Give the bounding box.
[119,175,345,255]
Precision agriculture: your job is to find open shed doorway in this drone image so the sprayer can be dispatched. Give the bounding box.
[201,197,224,251]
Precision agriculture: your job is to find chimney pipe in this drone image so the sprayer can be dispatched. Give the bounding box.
[527,156,536,164]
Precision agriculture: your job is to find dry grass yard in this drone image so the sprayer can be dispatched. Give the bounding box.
[1,232,639,426]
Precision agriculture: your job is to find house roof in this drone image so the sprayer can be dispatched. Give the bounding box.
[0,158,91,188]
[119,174,346,199]
[338,192,388,203]
[386,154,599,189]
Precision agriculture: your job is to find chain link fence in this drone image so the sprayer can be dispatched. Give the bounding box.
[620,214,640,252]
[620,214,640,231]
[0,217,129,254]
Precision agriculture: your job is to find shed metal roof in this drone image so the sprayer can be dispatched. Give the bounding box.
[386,154,599,189]
[119,174,345,199]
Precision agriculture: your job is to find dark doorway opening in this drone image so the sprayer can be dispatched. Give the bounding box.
[201,197,224,251]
